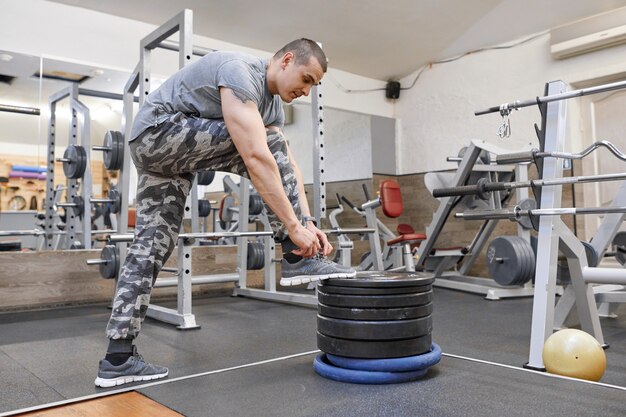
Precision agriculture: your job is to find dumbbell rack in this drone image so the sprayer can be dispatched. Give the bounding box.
[416,139,536,300]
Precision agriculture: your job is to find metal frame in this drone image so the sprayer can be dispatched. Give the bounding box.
[491,80,624,370]
[138,9,200,234]
[311,78,326,221]
[105,9,336,328]
[44,84,93,249]
[225,176,317,307]
[416,140,535,300]
[553,176,626,326]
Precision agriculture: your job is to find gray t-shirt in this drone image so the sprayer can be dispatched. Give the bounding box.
[130,51,284,140]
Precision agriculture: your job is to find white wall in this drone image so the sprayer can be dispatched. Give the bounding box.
[284,104,373,184]
[395,32,626,175]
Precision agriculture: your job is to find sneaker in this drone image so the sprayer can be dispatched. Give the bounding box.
[94,346,169,388]
[280,255,356,286]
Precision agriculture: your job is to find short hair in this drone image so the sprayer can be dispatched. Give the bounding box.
[273,38,328,72]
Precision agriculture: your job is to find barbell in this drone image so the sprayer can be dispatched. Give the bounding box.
[56,189,122,216]
[88,237,269,279]
[494,140,626,165]
[456,205,626,230]
[432,171,626,200]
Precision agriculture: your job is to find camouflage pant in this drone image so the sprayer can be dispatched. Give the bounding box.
[106,112,302,339]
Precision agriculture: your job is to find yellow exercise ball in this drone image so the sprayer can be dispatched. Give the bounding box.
[542,329,606,382]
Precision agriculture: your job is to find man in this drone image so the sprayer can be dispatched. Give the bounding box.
[95,39,356,387]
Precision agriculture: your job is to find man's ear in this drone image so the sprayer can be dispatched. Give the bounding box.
[281,52,294,69]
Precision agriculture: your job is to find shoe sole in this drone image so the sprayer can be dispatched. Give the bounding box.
[94,371,169,388]
[280,270,356,287]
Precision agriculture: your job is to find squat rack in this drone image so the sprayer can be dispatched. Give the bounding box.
[44,84,92,249]
[101,10,330,327]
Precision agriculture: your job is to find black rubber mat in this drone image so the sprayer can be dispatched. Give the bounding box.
[1,288,625,415]
[138,352,626,417]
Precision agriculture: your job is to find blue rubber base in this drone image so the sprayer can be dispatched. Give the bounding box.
[313,353,429,384]
[326,343,442,372]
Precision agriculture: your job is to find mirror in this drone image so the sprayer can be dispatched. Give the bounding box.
[0,50,387,414]
[0,50,44,243]
[0,51,135,248]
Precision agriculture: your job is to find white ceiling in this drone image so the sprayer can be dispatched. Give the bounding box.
[3,0,626,114]
[46,0,626,81]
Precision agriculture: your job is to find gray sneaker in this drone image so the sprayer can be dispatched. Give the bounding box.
[94,346,169,388]
[280,255,356,286]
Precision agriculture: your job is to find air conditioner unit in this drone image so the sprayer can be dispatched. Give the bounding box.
[550,7,626,59]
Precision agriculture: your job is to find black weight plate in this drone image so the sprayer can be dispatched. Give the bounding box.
[512,236,535,285]
[246,241,264,270]
[249,194,264,215]
[317,315,432,341]
[317,331,432,359]
[513,236,530,285]
[113,130,124,171]
[197,170,216,185]
[325,271,435,288]
[318,282,431,295]
[318,302,433,321]
[198,199,212,217]
[103,131,112,168]
[100,245,118,279]
[77,145,88,179]
[62,144,87,179]
[520,237,536,285]
[517,198,537,230]
[102,130,120,172]
[487,236,522,286]
[508,236,527,286]
[71,195,84,217]
[510,236,527,286]
[108,188,121,214]
[318,289,433,308]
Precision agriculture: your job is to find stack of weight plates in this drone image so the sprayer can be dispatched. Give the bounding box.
[314,272,442,384]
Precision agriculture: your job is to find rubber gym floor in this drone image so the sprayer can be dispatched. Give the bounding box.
[1,287,624,417]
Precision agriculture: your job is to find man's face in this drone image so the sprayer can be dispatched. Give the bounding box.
[276,53,324,103]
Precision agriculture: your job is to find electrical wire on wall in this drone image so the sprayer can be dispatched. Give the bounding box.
[328,31,549,95]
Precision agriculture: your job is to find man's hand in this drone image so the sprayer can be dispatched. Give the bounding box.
[306,222,333,256]
[288,224,321,258]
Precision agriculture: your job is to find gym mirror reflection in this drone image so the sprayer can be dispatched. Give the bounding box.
[0,50,390,413]
[1,51,133,250]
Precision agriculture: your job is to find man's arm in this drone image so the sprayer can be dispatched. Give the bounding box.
[220,87,320,257]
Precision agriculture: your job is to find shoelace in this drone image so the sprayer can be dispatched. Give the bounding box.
[131,345,145,362]
[314,254,335,265]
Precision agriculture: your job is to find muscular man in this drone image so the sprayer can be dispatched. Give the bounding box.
[95,39,356,387]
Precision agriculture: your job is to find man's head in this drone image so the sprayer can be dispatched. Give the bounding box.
[267,38,327,103]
